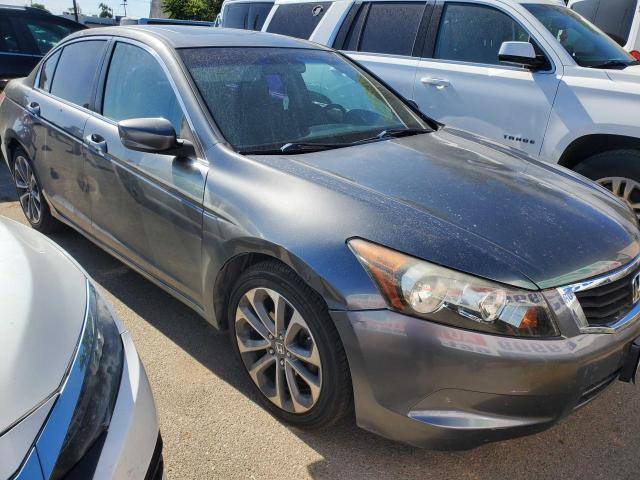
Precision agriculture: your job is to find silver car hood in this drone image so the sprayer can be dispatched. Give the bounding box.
[0,218,86,445]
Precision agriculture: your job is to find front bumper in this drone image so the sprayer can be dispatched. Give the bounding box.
[332,309,640,449]
[13,331,160,479]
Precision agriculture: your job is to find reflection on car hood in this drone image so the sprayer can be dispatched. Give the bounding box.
[0,218,86,435]
[279,128,640,289]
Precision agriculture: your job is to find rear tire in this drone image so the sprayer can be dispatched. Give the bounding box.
[228,260,352,429]
[12,147,61,233]
[574,149,640,219]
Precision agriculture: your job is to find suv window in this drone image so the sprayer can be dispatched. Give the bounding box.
[266,2,331,39]
[38,49,61,91]
[102,42,186,136]
[50,40,106,109]
[434,3,530,66]
[250,2,274,30]
[358,2,427,56]
[0,18,20,53]
[572,0,636,46]
[224,3,250,28]
[24,18,74,54]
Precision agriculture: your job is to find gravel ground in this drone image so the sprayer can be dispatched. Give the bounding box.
[1,164,640,479]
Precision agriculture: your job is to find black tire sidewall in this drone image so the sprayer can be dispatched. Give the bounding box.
[228,261,351,429]
[574,150,640,183]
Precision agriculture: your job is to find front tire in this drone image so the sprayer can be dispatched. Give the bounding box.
[574,149,640,219]
[228,260,352,429]
[12,148,60,233]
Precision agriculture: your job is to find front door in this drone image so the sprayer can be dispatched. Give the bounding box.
[413,1,561,157]
[83,41,207,305]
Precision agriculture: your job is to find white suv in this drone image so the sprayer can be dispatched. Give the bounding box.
[259,0,640,217]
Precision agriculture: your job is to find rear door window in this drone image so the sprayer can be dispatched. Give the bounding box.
[434,3,530,66]
[38,49,61,91]
[266,2,332,39]
[224,3,251,28]
[358,2,428,56]
[50,40,107,109]
[0,17,21,53]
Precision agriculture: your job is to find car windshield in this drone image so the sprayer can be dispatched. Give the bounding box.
[179,47,430,153]
[524,3,637,68]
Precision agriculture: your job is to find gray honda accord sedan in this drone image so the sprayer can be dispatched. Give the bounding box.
[2,26,640,449]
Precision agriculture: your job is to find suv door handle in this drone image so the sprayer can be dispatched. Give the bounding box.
[26,102,40,116]
[420,77,451,89]
[85,133,107,155]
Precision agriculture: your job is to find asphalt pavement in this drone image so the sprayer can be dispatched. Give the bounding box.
[1,163,639,479]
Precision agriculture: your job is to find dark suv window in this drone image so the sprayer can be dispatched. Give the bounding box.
[359,2,427,56]
[102,42,186,136]
[572,0,635,46]
[434,3,530,66]
[24,18,74,54]
[223,2,274,30]
[0,18,20,53]
[50,40,106,109]
[266,2,331,39]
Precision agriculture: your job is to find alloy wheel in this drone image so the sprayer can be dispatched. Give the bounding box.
[235,288,322,414]
[597,177,640,220]
[14,155,42,225]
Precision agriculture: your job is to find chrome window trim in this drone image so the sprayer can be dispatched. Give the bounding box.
[557,254,640,334]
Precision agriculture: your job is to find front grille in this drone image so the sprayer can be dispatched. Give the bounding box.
[575,266,640,326]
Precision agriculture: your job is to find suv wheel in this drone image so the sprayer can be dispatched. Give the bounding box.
[574,149,640,219]
[12,148,60,233]
[228,260,352,429]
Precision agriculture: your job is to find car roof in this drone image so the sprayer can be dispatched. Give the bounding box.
[67,25,329,50]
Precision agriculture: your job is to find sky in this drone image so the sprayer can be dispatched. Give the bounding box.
[3,0,152,18]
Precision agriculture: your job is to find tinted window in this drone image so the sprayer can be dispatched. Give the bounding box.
[250,2,274,30]
[50,41,106,108]
[224,4,250,28]
[102,43,185,136]
[0,18,20,53]
[266,3,331,39]
[181,47,429,152]
[572,0,635,46]
[526,4,635,67]
[434,3,530,65]
[24,18,74,54]
[358,2,426,56]
[38,49,61,91]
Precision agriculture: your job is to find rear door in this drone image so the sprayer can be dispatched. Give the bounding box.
[412,1,561,156]
[84,40,207,304]
[334,1,434,101]
[33,39,107,231]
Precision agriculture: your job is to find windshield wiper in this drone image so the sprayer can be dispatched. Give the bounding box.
[279,142,349,154]
[589,60,640,69]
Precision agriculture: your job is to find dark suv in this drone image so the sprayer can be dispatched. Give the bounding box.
[0,5,85,89]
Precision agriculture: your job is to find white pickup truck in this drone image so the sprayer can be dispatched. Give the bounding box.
[249,0,640,217]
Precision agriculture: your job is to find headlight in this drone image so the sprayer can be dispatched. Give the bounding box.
[52,283,124,478]
[349,239,560,337]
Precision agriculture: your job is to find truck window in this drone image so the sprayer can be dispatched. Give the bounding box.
[266,2,332,39]
[434,3,530,66]
[357,2,427,56]
[572,0,636,46]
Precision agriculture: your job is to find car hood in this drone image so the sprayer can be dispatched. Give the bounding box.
[0,218,87,435]
[274,128,640,290]
[605,64,640,82]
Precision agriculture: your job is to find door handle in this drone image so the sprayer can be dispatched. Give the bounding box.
[26,102,40,116]
[85,133,107,155]
[420,77,451,89]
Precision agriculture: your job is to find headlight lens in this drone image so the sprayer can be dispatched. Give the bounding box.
[349,239,560,337]
[52,283,124,478]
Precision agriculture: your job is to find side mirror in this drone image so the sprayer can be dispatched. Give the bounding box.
[498,41,546,71]
[118,117,195,157]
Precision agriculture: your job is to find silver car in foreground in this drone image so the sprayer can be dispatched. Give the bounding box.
[0,217,162,479]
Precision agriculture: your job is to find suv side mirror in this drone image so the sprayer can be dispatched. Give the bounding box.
[118,117,195,157]
[498,41,547,71]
